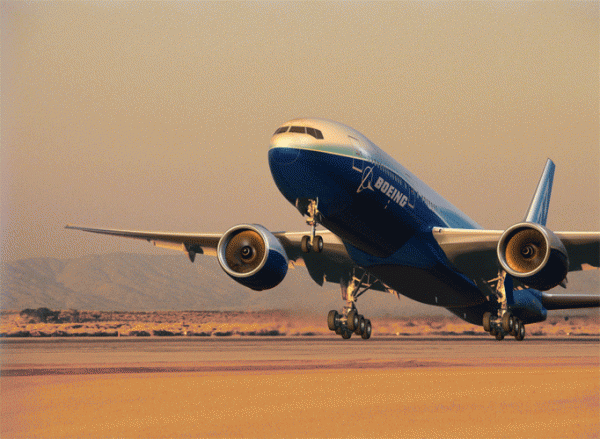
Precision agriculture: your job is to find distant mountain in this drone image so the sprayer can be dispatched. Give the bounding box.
[1,253,598,317]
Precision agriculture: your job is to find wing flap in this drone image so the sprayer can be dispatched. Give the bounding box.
[541,292,600,310]
[555,232,600,271]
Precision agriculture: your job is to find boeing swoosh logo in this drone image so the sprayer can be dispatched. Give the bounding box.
[357,166,374,193]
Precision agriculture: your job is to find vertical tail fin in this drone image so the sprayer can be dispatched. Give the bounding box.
[524,159,555,226]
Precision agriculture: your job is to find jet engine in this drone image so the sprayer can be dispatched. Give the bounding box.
[497,223,568,291]
[217,224,288,291]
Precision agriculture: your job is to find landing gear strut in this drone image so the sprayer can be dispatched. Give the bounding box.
[299,198,323,253]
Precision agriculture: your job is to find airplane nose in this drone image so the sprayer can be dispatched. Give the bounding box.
[268,147,300,166]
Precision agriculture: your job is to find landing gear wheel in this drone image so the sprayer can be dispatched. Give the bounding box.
[327,310,338,331]
[313,235,323,253]
[509,316,518,336]
[511,318,520,337]
[361,319,372,339]
[482,312,492,332]
[355,315,365,335]
[515,322,525,341]
[301,235,311,253]
[490,326,497,336]
[495,330,505,341]
[335,326,343,335]
[347,310,359,332]
[341,328,352,339]
[502,312,513,333]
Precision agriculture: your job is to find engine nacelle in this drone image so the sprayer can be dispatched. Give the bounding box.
[217,224,288,291]
[497,222,568,291]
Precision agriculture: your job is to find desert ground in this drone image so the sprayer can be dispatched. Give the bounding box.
[2,310,599,438]
[1,337,599,439]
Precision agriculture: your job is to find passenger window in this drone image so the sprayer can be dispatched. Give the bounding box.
[289,126,305,134]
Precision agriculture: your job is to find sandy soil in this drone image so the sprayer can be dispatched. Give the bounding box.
[1,338,598,438]
[2,363,598,438]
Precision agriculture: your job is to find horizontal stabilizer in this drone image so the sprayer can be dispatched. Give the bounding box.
[541,292,600,310]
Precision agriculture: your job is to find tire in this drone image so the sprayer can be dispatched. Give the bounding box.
[502,312,513,333]
[327,310,338,331]
[313,235,323,253]
[361,319,372,340]
[490,326,497,336]
[335,326,343,335]
[301,235,311,253]
[341,328,352,339]
[512,319,521,339]
[347,310,358,331]
[495,330,505,341]
[509,316,517,336]
[482,312,492,332]
[515,323,525,341]
[355,315,365,335]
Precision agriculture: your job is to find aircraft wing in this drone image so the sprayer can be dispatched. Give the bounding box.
[65,224,356,287]
[432,227,600,280]
[65,224,223,256]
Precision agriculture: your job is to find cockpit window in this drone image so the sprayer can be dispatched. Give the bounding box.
[278,125,325,139]
[273,126,289,135]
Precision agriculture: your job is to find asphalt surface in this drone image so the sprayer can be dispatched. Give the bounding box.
[2,337,599,438]
[2,336,599,374]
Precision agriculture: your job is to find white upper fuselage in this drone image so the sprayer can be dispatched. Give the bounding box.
[269,117,480,233]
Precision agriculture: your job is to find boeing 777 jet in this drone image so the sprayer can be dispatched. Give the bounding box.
[67,118,600,340]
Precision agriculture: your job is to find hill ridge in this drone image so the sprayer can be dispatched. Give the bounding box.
[1,253,598,316]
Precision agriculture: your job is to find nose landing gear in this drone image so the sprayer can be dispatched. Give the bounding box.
[301,234,323,253]
[297,198,324,253]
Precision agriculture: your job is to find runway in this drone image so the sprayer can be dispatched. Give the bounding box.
[2,337,599,438]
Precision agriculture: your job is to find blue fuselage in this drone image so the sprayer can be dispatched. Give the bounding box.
[267,119,498,322]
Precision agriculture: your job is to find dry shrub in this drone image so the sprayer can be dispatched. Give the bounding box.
[1,310,598,338]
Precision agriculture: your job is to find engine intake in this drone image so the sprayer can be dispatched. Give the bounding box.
[217,224,288,291]
[497,223,568,291]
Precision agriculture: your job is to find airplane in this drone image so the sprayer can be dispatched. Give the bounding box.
[67,118,600,340]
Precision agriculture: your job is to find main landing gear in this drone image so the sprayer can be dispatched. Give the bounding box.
[481,270,526,341]
[483,311,526,341]
[328,307,372,340]
[326,268,397,340]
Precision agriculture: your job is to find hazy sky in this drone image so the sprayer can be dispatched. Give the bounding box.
[2,1,598,262]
